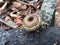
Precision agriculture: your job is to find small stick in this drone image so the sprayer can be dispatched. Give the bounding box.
[1,1,7,9]
[18,1,37,9]
[0,1,7,13]
[0,19,18,28]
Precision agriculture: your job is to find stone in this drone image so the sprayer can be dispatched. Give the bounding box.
[40,0,56,26]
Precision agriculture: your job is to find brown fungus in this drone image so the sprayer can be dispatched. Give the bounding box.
[23,14,41,31]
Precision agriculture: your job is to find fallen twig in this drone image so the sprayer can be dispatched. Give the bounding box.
[0,19,18,28]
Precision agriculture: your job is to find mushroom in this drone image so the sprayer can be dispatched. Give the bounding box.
[10,11,23,25]
[23,14,41,31]
[10,11,21,18]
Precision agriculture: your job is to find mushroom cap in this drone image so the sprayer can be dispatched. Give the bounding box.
[23,14,41,31]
